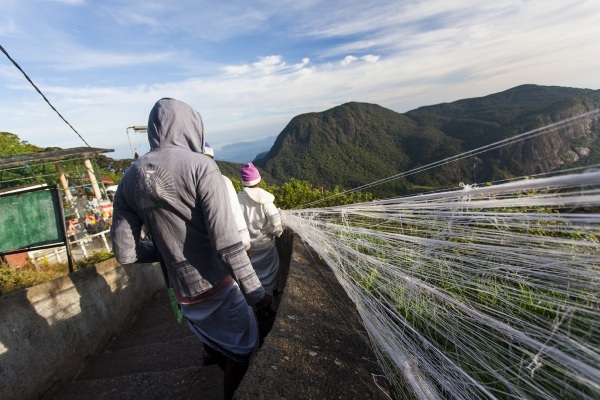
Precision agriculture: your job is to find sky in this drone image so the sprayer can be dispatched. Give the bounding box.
[1,0,599,160]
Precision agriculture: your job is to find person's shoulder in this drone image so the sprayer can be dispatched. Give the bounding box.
[257,187,275,196]
[165,148,220,174]
[222,175,237,192]
[256,188,275,204]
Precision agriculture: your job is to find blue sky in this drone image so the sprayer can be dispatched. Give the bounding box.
[1,0,599,160]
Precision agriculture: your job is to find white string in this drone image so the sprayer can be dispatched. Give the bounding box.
[282,170,600,400]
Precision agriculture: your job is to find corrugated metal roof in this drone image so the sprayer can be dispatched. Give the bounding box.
[0,147,114,169]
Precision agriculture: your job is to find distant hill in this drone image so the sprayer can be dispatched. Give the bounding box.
[255,84,600,197]
[216,136,276,163]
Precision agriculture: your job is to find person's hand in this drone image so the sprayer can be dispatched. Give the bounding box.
[255,292,272,311]
[246,249,253,259]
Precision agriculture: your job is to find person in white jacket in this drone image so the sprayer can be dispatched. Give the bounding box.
[237,162,283,296]
[204,143,251,252]
[237,162,283,346]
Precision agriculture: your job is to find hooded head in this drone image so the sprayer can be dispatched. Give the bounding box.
[147,98,205,153]
[241,162,261,186]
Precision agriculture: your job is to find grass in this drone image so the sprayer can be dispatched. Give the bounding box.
[0,251,114,295]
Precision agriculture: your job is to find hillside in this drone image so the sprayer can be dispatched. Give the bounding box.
[3,85,600,197]
[255,84,600,197]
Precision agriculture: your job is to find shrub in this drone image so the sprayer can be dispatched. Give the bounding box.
[0,251,114,295]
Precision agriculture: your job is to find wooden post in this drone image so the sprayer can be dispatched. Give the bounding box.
[83,158,102,201]
[55,163,74,206]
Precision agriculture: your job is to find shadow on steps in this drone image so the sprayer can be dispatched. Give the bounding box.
[40,290,224,400]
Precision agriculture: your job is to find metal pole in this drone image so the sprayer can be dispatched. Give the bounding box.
[126,127,135,158]
[56,184,74,273]
[126,126,147,159]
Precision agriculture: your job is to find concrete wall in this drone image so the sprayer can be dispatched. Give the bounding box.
[0,259,165,400]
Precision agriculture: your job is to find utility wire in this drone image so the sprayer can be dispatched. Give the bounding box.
[0,43,93,148]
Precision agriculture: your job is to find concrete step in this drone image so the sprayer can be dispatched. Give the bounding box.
[40,289,225,400]
[77,335,203,380]
[42,365,223,400]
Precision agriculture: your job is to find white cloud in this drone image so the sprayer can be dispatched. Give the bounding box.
[50,50,174,71]
[1,0,600,160]
[222,55,313,79]
[341,56,357,66]
[294,58,310,69]
[222,64,251,76]
[252,55,285,71]
[361,55,379,63]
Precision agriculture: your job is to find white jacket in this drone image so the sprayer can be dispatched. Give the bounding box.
[223,176,251,251]
[238,187,283,252]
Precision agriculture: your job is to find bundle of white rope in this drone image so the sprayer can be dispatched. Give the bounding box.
[282,170,600,399]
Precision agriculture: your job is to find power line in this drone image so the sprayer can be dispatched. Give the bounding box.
[0,43,93,148]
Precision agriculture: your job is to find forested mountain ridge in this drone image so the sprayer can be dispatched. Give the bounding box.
[254,84,600,197]
[3,85,600,198]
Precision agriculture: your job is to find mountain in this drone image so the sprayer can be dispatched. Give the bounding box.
[254,85,600,197]
[4,85,600,197]
[216,136,276,163]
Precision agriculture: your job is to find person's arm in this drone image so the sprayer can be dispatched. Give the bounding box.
[110,183,159,264]
[263,202,283,238]
[200,170,266,305]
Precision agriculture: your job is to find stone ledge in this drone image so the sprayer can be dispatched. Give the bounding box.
[236,233,392,399]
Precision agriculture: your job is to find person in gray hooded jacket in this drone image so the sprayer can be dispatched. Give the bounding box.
[110,98,271,400]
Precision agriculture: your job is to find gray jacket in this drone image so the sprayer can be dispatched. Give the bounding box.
[110,98,264,305]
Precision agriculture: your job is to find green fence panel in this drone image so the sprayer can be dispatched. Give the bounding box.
[0,187,65,253]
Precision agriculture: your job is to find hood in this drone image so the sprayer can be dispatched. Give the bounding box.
[243,187,275,204]
[147,98,204,153]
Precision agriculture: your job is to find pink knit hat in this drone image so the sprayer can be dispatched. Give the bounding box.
[241,162,261,186]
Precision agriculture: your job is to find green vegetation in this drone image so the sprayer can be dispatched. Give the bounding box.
[94,154,134,184]
[226,176,375,209]
[270,179,374,209]
[0,251,114,295]
[0,132,42,156]
[0,132,133,191]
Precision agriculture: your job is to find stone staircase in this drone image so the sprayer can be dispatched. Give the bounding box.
[34,232,391,399]
[41,290,224,400]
